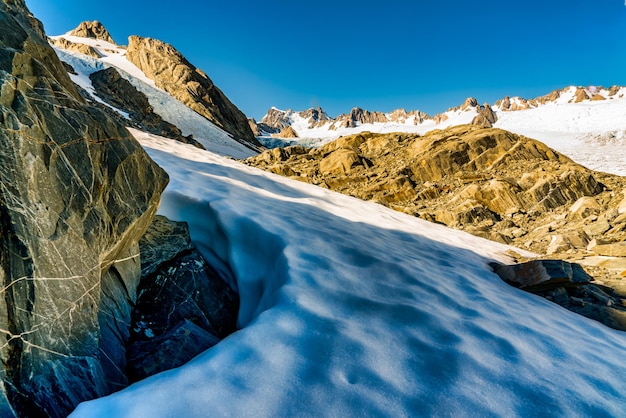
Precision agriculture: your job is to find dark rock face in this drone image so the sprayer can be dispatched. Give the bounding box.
[89,67,204,148]
[0,1,168,416]
[128,216,238,382]
[125,36,262,151]
[490,260,591,292]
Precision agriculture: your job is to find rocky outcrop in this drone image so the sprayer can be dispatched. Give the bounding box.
[272,126,299,139]
[0,1,168,416]
[331,107,388,129]
[125,36,261,151]
[50,37,100,58]
[299,106,331,127]
[245,126,625,256]
[67,20,115,44]
[259,107,291,131]
[129,216,238,382]
[471,103,497,127]
[89,67,204,148]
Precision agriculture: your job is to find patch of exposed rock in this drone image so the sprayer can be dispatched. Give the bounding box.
[471,103,497,127]
[129,216,238,382]
[331,107,388,129]
[125,35,261,151]
[88,67,204,148]
[272,126,299,138]
[51,37,100,58]
[67,20,115,44]
[0,1,168,416]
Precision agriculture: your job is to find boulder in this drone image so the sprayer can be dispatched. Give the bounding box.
[319,149,363,175]
[491,260,592,292]
[0,2,168,415]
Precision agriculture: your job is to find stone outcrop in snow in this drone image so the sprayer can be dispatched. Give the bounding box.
[0,2,168,416]
[67,20,116,44]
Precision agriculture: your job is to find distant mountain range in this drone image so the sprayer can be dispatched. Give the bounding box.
[255,86,626,137]
[251,86,626,176]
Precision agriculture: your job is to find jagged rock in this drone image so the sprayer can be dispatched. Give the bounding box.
[68,20,116,44]
[125,36,261,151]
[490,260,591,291]
[272,126,299,138]
[259,107,291,131]
[89,67,204,148]
[573,87,590,103]
[299,106,331,128]
[471,104,497,128]
[51,37,100,58]
[460,97,479,110]
[0,2,168,415]
[332,107,388,129]
[129,216,238,382]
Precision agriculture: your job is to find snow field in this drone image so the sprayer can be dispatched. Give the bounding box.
[71,132,626,417]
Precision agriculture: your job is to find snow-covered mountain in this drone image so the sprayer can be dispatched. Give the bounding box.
[70,129,626,417]
[258,86,626,176]
[49,22,260,159]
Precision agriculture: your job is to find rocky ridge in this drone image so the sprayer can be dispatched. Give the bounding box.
[0,1,169,415]
[256,85,626,138]
[125,35,261,151]
[67,20,115,44]
[88,66,204,148]
[245,126,626,328]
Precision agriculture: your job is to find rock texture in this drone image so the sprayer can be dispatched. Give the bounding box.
[0,2,168,416]
[67,20,115,44]
[129,216,238,382]
[125,36,261,151]
[50,37,100,58]
[245,125,626,256]
[88,67,204,148]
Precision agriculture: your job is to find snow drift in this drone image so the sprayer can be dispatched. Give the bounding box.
[71,132,626,417]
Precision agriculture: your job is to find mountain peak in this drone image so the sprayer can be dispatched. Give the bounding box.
[68,20,116,44]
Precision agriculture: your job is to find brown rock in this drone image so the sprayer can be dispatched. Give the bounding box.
[471,104,498,128]
[51,37,101,58]
[68,20,116,44]
[272,126,299,138]
[319,149,363,175]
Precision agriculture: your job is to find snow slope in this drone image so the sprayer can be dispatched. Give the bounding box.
[263,87,626,176]
[71,131,626,417]
[50,36,256,159]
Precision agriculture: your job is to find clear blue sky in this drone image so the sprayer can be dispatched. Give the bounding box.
[26,0,626,119]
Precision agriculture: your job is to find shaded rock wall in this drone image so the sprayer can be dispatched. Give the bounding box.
[89,66,205,148]
[0,1,168,416]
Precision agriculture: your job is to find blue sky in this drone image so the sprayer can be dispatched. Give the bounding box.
[26,0,626,119]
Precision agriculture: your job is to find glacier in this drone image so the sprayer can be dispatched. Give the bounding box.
[70,131,626,417]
